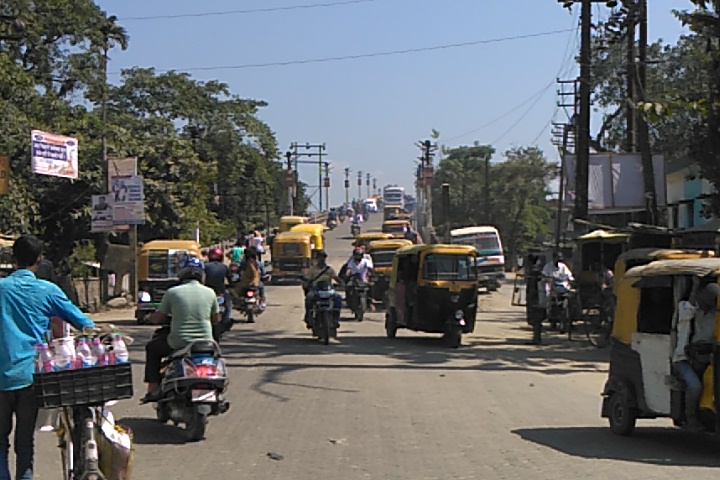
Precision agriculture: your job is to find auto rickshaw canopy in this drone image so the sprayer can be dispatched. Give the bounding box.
[393,244,478,284]
[271,231,312,257]
[382,220,411,237]
[138,240,201,280]
[279,215,308,233]
[289,223,324,251]
[354,232,393,248]
[367,239,413,271]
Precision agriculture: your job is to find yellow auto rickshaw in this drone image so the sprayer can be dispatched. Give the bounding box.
[602,257,720,436]
[385,244,478,347]
[279,215,308,233]
[382,220,411,239]
[354,232,393,250]
[290,223,325,257]
[136,240,201,323]
[270,231,312,282]
[367,239,413,307]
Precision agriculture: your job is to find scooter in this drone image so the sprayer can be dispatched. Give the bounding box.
[153,330,230,441]
[310,281,338,345]
[345,274,369,322]
[327,218,338,230]
[351,222,361,236]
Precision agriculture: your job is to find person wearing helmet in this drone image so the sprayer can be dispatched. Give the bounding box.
[204,247,232,326]
[143,256,219,403]
[302,250,343,328]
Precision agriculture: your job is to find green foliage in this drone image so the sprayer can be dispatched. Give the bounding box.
[69,240,96,277]
[432,145,555,258]
[0,2,300,263]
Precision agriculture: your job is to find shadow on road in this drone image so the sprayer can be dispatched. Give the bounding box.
[513,426,720,467]
[117,417,188,445]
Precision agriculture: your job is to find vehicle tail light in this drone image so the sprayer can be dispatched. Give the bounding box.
[195,365,218,377]
[246,290,254,297]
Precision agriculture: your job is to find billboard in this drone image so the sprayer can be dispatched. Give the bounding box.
[31,130,78,179]
[111,175,145,225]
[90,195,114,233]
[563,153,666,210]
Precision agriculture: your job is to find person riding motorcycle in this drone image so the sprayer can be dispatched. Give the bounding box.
[302,250,343,328]
[234,247,266,308]
[204,247,232,327]
[542,252,574,296]
[343,248,373,311]
[143,256,219,403]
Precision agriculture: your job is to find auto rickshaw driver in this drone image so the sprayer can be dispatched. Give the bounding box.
[673,278,720,431]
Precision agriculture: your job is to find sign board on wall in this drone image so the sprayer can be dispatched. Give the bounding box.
[31,130,78,179]
[563,153,666,210]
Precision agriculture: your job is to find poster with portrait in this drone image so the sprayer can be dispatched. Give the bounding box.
[91,195,114,232]
[111,175,145,225]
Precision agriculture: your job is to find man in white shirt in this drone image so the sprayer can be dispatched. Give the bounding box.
[673,278,719,431]
[542,252,574,293]
[346,249,373,282]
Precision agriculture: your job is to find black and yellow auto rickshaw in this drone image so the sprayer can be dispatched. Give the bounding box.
[354,232,393,250]
[382,220,411,239]
[279,215,307,233]
[270,231,312,282]
[136,240,201,324]
[366,239,413,307]
[385,244,478,348]
[290,223,325,257]
[602,256,720,436]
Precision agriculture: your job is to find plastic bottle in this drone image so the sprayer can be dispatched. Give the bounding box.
[75,338,96,368]
[91,337,107,366]
[112,334,129,364]
[35,343,54,373]
[52,338,75,371]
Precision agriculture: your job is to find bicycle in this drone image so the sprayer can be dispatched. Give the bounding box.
[57,405,106,480]
[584,294,615,348]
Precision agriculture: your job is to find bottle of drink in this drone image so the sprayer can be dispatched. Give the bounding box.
[112,334,129,364]
[35,343,54,373]
[75,338,96,368]
[52,338,75,371]
[91,337,107,366]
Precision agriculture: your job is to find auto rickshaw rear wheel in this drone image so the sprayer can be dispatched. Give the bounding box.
[608,391,636,436]
[385,310,398,339]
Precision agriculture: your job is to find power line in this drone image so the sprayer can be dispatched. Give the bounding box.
[443,80,556,143]
[108,28,573,75]
[490,85,553,145]
[122,0,382,21]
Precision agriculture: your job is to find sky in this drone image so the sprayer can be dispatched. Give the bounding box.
[97,0,688,207]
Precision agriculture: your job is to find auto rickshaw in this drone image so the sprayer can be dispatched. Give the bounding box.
[290,223,325,257]
[383,205,405,221]
[385,244,479,348]
[279,215,308,233]
[382,220,411,239]
[602,257,720,436]
[136,240,201,323]
[366,239,413,307]
[354,232,393,250]
[270,231,312,282]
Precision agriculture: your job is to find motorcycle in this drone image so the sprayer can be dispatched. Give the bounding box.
[547,279,575,337]
[310,280,338,345]
[351,222,361,236]
[235,274,270,324]
[345,274,369,322]
[153,329,230,441]
[212,294,231,342]
[327,218,338,230]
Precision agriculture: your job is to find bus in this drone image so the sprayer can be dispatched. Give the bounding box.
[450,226,505,291]
[383,186,405,209]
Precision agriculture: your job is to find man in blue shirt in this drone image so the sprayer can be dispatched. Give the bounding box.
[0,235,94,480]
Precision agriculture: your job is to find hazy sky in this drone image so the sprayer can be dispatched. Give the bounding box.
[97,0,687,206]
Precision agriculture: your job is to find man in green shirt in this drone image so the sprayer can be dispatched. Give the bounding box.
[142,256,219,403]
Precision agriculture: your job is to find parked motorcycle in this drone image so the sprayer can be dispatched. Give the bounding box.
[351,222,361,236]
[310,281,338,345]
[345,274,369,322]
[153,329,230,441]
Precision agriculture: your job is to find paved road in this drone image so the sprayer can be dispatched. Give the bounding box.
[32,215,720,479]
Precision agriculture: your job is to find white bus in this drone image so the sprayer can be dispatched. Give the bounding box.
[450,226,505,291]
[383,186,405,209]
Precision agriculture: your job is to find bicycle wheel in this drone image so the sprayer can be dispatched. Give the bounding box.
[58,409,73,480]
[586,311,612,348]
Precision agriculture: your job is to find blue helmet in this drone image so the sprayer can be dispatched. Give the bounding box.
[178,256,204,281]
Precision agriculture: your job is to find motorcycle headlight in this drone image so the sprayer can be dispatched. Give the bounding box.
[455,309,464,320]
[138,291,151,303]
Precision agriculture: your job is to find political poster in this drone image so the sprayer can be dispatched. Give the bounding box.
[111,175,145,225]
[90,195,114,233]
[31,130,78,179]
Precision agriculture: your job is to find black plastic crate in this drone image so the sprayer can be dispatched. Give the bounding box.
[33,363,134,408]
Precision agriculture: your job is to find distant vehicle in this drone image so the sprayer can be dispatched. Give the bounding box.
[364,198,378,212]
[383,186,405,209]
[450,226,505,291]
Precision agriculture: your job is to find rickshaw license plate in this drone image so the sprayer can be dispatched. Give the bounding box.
[191,389,216,402]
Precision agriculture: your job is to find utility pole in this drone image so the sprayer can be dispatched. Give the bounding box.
[290,142,327,212]
[324,162,330,211]
[344,168,350,204]
[285,151,294,215]
[636,0,657,225]
[441,183,451,243]
[357,171,362,201]
[366,173,370,199]
[484,155,490,224]
[625,1,637,153]
[416,140,437,229]
[372,178,377,196]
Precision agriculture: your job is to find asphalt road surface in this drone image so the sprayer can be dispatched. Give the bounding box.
[31,215,720,479]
